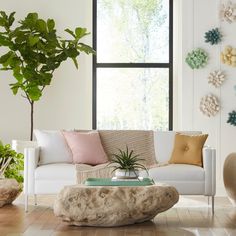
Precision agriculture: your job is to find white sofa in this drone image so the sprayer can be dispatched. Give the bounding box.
[19,131,216,213]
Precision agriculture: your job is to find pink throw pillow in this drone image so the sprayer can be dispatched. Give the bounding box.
[62,131,108,165]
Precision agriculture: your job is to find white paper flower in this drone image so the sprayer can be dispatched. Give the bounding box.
[200,94,220,117]
[220,1,236,23]
[208,70,226,88]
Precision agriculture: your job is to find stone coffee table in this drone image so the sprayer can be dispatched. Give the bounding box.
[54,184,179,227]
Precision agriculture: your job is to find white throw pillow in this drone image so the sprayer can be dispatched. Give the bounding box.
[34,130,73,165]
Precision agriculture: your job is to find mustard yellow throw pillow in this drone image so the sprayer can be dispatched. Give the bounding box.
[169,133,208,167]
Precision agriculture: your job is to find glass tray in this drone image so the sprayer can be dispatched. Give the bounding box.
[84,178,154,186]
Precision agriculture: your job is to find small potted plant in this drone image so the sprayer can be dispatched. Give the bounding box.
[109,146,148,179]
[0,142,24,207]
[0,142,24,183]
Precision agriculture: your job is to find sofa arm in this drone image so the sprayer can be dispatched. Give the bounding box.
[24,147,40,195]
[203,147,216,196]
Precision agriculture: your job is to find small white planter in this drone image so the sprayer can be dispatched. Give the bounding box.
[115,169,139,179]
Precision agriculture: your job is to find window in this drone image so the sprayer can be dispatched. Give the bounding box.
[93,0,173,130]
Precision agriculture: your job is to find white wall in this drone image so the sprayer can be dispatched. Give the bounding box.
[0,0,93,143]
[178,0,236,195]
[0,0,232,195]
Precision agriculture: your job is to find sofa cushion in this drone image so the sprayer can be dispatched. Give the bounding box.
[153,131,202,163]
[62,131,108,165]
[35,163,76,180]
[98,130,157,167]
[34,130,73,165]
[148,164,205,182]
[169,133,208,167]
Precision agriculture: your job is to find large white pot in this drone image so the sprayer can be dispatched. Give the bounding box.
[115,169,139,179]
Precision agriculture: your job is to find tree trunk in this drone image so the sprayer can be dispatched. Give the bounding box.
[30,101,34,141]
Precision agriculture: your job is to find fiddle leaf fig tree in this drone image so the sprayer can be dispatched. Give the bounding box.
[0,11,95,140]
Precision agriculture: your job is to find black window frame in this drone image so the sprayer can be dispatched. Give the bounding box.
[92,0,173,130]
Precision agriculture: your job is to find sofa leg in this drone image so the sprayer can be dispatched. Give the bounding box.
[34,194,37,206]
[25,194,28,212]
[212,196,214,215]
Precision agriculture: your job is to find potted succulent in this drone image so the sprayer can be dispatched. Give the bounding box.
[109,146,148,179]
[0,142,24,183]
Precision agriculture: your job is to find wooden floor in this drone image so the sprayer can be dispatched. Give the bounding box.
[0,196,236,236]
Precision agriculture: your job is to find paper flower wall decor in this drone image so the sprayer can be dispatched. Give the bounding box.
[220,1,236,23]
[204,28,222,45]
[200,94,220,117]
[185,48,208,69]
[221,45,236,67]
[208,70,226,88]
[227,110,236,126]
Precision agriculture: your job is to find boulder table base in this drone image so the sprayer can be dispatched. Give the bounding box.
[54,184,179,227]
[0,179,21,207]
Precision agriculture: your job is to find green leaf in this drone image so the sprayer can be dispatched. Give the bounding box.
[20,12,38,29]
[75,27,88,39]
[0,11,8,20]
[0,18,6,27]
[65,47,80,58]
[0,35,12,47]
[77,43,95,55]
[9,56,21,67]
[13,30,27,44]
[13,66,23,82]
[0,11,15,29]
[27,86,42,101]
[22,67,35,80]
[36,19,47,32]
[8,12,15,26]
[39,72,52,85]
[72,57,79,69]
[0,11,14,30]
[10,82,22,95]
[1,52,19,68]
[65,28,76,38]
[10,85,19,95]
[128,150,134,158]
[28,35,39,46]
[47,19,55,32]
[26,12,38,22]
[0,51,14,64]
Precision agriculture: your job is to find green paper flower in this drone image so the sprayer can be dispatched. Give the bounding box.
[227,110,236,126]
[204,28,222,45]
[185,48,208,69]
